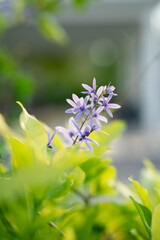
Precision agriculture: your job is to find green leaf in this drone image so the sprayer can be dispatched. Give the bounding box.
[75,206,98,240]
[129,177,152,212]
[70,167,86,189]
[80,158,111,182]
[91,165,117,195]
[0,114,34,168]
[152,204,160,240]
[37,14,68,45]
[9,137,35,168]
[130,196,152,238]
[46,172,72,199]
[17,101,48,146]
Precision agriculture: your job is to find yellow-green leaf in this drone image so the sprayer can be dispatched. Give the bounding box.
[17,101,49,148]
[129,177,152,212]
[70,167,86,189]
[152,204,160,240]
[130,196,152,238]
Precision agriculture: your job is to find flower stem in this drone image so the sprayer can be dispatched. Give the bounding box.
[73,92,104,145]
[72,189,90,205]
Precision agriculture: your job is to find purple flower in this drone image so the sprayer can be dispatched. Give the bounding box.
[90,107,107,126]
[56,117,77,145]
[104,83,117,96]
[65,94,90,121]
[72,120,99,152]
[46,130,57,149]
[89,86,104,108]
[82,78,97,94]
[101,95,121,118]
[90,120,101,132]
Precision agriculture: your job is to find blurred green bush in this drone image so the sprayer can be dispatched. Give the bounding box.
[0,103,160,240]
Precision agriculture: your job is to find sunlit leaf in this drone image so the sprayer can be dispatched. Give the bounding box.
[91,165,117,195]
[152,203,160,240]
[46,172,72,199]
[80,157,111,182]
[130,196,152,238]
[17,101,48,147]
[70,167,86,189]
[129,177,152,212]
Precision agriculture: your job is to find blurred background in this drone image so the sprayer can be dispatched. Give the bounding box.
[0,0,160,181]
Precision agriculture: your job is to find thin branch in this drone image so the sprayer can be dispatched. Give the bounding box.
[48,221,65,238]
[72,189,90,205]
[38,211,65,238]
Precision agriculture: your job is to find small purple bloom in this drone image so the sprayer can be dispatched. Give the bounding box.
[104,83,117,96]
[46,130,57,149]
[72,119,99,152]
[89,86,104,108]
[91,107,107,126]
[90,119,108,135]
[56,117,77,145]
[101,95,121,118]
[82,78,97,94]
[65,94,90,121]
[90,120,101,132]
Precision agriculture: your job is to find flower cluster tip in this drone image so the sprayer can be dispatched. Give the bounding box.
[47,78,121,152]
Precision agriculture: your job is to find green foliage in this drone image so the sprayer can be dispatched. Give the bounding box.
[0,0,89,44]
[0,49,34,119]
[152,204,160,240]
[129,160,160,240]
[130,196,152,238]
[37,14,68,45]
[1,103,160,239]
[0,102,128,240]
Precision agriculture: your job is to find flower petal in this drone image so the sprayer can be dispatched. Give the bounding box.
[82,84,92,92]
[106,94,113,103]
[83,109,90,115]
[75,111,82,121]
[79,97,84,106]
[71,119,83,136]
[85,140,93,152]
[79,146,89,151]
[87,138,99,146]
[93,78,96,90]
[68,117,75,130]
[56,126,68,133]
[66,99,77,107]
[84,96,89,105]
[99,130,109,135]
[105,107,113,118]
[73,107,80,113]
[97,115,108,123]
[65,109,74,114]
[50,130,57,142]
[81,91,90,94]
[95,119,101,126]
[96,106,104,114]
[107,86,115,93]
[108,103,121,109]
[92,124,101,131]
[97,86,103,97]
[72,94,79,104]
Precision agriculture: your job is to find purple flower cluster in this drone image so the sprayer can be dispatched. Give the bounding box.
[47,78,121,152]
